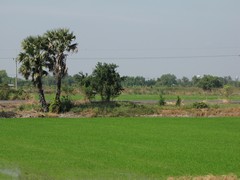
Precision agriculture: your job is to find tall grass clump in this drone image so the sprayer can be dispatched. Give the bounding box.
[159,94,166,106]
[175,96,182,106]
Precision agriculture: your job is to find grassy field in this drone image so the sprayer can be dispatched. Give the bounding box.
[116,94,222,101]
[40,93,240,102]
[0,117,240,179]
[30,86,240,103]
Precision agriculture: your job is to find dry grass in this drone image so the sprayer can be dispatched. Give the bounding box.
[168,174,238,180]
[1,99,240,118]
[157,107,240,117]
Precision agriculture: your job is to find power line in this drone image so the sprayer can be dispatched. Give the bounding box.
[0,54,239,60]
[0,47,240,51]
[69,55,240,60]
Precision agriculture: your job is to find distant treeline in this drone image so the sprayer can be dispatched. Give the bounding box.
[122,74,239,88]
[1,70,240,89]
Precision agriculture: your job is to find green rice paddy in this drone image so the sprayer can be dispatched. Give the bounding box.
[0,117,240,179]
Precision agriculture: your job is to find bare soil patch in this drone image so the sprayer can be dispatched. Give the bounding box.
[168,174,238,180]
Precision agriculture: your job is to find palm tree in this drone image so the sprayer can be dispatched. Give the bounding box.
[44,28,78,105]
[17,36,50,112]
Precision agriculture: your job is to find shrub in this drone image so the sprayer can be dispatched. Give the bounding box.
[18,105,24,111]
[0,84,11,100]
[222,85,234,100]
[49,96,73,113]
[11,89,30,100]
[61,96,73,113]
[159,94,166,106]
[49,100,61,113]
[175,96,181,106]
[192,102,209,109]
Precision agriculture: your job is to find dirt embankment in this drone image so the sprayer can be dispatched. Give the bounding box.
[157,108,240,117]
[1,100,240,118]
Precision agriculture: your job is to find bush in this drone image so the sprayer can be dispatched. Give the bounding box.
[11,89,30,100]
[175,96,181,106]
[70,101,156,117]
[0,85,31,101]
[49,96,73,113]
[159,94,166,106]
[192,102,209,109]
[61,96,73,113]
[18,105,24,111]
[49,100,61,113]
[222,85,234,99]
[0,84,11,100]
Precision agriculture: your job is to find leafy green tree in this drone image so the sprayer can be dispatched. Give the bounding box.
[76,63,125,102]
[157,74,177,87]
[134,76,146,86]
[43,28,78,107]
[192,75,201,86]
[74,72,96,101]
[197,75,223,91]
[179,76,191,87]
[17,36,50,112]
[221,76,233,85]
[122,76,145,86]
[0,70,8,84]
[92,62,125,102]
[145,78,156,87]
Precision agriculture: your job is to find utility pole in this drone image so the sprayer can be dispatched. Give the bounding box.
[13,58,18,90]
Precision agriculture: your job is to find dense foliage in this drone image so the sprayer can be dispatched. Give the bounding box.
[122,74,239,88]
[196,75,223,91]
[92,63,125,101]
[0,84,29,100]
[156,74,177,87]
[75,62,125,102]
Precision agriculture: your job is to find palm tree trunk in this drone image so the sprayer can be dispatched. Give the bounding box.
[55,74,62,103]
[37,81,48,112]
[106,95,111,102]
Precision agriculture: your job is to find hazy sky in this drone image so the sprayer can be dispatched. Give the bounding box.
[0,0,240,79]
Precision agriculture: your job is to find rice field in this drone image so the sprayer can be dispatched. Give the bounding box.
[0,117,240,179]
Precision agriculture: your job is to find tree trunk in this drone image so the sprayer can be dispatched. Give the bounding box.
[55,74,62,103]
[106,95,111,102]
[37,81,48,112]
